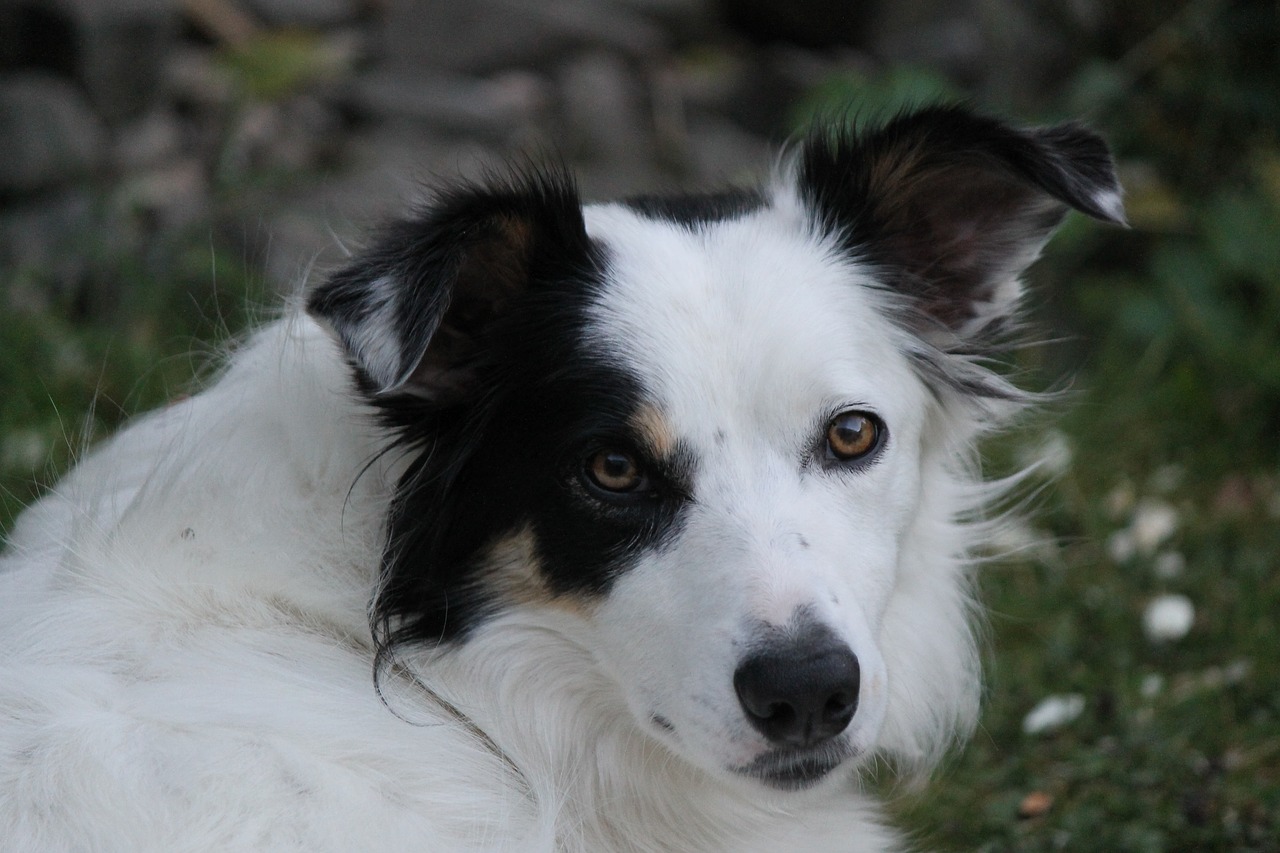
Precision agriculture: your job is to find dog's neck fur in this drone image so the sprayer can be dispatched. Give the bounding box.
[407,615,900,852]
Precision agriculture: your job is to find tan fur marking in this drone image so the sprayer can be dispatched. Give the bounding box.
[630,403,677,459]
[480,526,594,616]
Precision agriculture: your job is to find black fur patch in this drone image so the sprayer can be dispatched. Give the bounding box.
[624,188,765,229]
[309,170,694,652]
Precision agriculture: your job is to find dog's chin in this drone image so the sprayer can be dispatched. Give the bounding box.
[732,742,856,792]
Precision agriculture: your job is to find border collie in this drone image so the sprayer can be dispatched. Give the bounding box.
[0,106,1123,852]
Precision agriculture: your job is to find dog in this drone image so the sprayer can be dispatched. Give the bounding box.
[0,106,1123,852]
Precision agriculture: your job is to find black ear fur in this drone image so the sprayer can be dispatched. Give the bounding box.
[307,168,595,397]
[797,106,1125,335]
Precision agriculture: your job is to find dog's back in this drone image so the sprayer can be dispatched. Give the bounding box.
[0,107,1122,852]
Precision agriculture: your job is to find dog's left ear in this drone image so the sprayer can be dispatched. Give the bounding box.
[795,106,1125,337]
[308,170,593,397]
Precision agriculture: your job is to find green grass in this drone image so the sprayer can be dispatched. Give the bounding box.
[891,392,1280,851]
[0,223,261,537]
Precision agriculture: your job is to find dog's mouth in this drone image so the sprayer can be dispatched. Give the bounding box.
[732,743,855,791]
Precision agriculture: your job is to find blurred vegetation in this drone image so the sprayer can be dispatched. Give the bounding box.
[790,1,1280,849]
[0,226,261,530]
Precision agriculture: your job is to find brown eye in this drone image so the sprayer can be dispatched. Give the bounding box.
[586,449,648,493]
[826,412,881,462]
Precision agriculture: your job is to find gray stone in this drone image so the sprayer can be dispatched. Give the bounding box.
[377,0,667,75]
[231,129,507,290]
[112,110,184,173]
[680,116,769,185]
[0,188,95,292]
[343,69,550,136]
[723,0,877,49]
[866,0,985,78]
[163,46,238,111]
[0,2,21,68]
[220,97,344,180]
[557,52,650,165]
[111,158,209,234]
[609,0,712,36]
[242,0,358,29]
[36,0,180,123]
[0,72,105,195]
[656,50,748,116]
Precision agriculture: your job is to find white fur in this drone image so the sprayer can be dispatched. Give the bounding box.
[0,193,1022,851]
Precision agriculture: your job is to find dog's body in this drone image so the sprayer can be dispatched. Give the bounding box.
[0,108,1122,852]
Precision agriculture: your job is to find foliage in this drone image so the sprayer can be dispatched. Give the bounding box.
[0,226,260,535]
[219,31,351,102]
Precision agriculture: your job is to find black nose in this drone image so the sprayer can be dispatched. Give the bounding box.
[733,627,860,748]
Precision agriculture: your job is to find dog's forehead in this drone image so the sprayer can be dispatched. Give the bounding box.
[580,202,925,445]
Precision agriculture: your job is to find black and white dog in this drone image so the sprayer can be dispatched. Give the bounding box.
[0,107,1122,851]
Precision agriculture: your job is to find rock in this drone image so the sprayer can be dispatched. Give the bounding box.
[1021,693,1085,735]
[28,0,180,123]
[608,0,714,39]
[0,72,105,195]
[376,0,667,75]
[557,52,648,164]
[0,3,22,69]
[163,46,238,111]
[658,50,749,116]
[343,68,550,136]
[220,97,344,180]
[1142,594,1195,643]
[866,0,985,76]
[679,116,770,184]
[1017,791,1054,819]
[112,110,184,173]
[242,0,358,29]
[0,188,95,293]
[229,128,505,290]
[722,0,877,49]
[112,158,209,234]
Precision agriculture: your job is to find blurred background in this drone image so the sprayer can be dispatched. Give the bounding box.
[1,0,1277,849]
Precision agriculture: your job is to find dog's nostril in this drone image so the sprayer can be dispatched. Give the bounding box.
[734,638,860,748]
[823,691,856,728]
[759,702,795,727]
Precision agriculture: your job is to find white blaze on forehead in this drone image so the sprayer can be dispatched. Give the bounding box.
[580,203,928,449]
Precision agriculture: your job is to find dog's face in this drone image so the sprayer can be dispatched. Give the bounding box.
[309,107,1123,790]
[574,206,927,786]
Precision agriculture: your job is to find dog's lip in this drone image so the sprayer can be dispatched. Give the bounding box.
[732,744,854,791]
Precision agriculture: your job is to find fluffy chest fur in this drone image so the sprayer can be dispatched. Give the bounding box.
[0,107,1122,852]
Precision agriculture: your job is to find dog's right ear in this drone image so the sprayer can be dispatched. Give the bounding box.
[794,106,1125,341]
[308,170,594,398]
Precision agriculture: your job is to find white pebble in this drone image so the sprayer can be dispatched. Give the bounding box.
[1143,594,1195,642]
[1106,529,1137,563]
[1131,499,1179,555]
[1021,694,1086,735]
[1106,480,1136,520]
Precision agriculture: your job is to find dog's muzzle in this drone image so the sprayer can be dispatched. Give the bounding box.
[733,617,860,749]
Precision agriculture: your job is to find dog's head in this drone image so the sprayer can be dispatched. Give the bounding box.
[309,107,1123,790]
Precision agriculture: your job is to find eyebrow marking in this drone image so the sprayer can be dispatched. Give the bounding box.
[630,403,678,460]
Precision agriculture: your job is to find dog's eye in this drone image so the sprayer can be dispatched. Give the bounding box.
[585,449,649,494]
[825,412,882,462]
